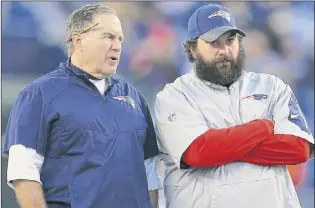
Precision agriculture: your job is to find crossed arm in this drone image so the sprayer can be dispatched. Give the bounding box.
[183,119,311,167]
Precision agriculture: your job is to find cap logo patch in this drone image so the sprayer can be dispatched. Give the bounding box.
[208,10,231,22]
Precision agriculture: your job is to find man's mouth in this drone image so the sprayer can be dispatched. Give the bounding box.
[217,59,231,63]
[108,56,118,61]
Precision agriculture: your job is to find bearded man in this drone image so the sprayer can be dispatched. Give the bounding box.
[153,4,314,208]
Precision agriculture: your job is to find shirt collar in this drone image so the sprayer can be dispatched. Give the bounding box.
[65,58,112,86]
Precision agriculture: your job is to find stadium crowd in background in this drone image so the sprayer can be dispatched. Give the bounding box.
[2,1,314,208]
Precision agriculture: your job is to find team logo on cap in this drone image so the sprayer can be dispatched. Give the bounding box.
[208,10,231,22]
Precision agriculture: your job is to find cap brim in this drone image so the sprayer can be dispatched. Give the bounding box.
[199,26,246,42]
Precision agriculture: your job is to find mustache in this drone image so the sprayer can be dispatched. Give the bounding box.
[213,56,233,63]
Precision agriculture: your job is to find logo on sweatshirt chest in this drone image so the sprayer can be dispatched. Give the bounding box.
[112,96,136,109]
[241,94,268,101]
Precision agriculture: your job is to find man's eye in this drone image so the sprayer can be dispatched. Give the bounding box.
[228,38,235,43]
[102,34,113,39]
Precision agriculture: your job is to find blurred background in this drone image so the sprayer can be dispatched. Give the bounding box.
[1,1,314,208]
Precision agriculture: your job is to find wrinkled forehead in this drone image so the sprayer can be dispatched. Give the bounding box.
[92,12,123,34]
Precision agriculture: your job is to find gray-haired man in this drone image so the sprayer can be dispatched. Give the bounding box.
[3,4,162,208]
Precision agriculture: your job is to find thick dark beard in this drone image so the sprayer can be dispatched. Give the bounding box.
[194,44,246,87]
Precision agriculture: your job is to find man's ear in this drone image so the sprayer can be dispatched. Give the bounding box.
[190,46,198,60]
[72,34,82,50]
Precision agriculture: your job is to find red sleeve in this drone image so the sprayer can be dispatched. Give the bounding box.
[183,119,273,167]
[240,135,310,165]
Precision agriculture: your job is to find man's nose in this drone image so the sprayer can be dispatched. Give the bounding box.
[111,39,121,52]
[217,44,230,56]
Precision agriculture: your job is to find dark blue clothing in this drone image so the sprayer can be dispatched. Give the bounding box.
[3,60,159,208]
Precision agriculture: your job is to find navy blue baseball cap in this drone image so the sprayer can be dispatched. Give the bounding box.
[188,4,246,42]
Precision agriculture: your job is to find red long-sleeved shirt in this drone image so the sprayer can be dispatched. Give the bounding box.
[183,119,310,167]
[241,134,309,165]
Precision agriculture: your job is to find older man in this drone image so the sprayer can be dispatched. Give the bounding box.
[3,4,161,208]
[154,4,314,208]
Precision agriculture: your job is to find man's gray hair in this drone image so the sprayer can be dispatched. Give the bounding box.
[65,4,116,56]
